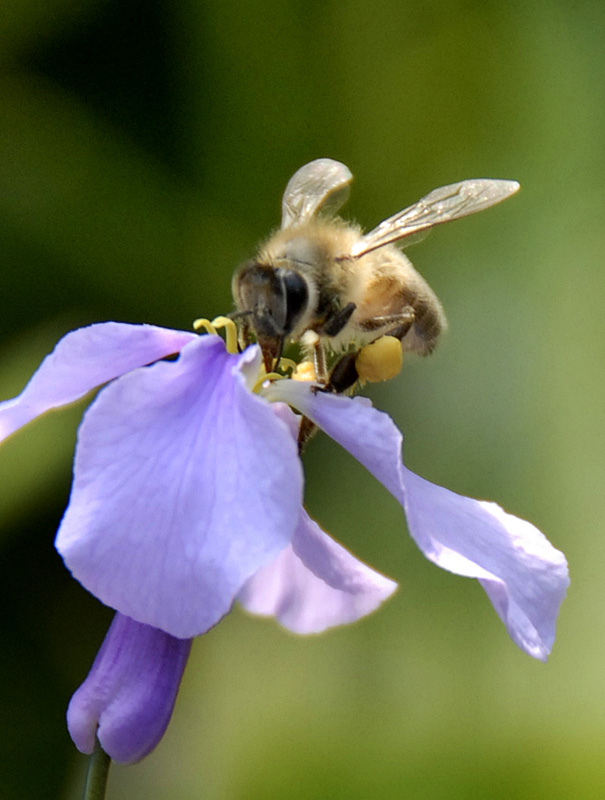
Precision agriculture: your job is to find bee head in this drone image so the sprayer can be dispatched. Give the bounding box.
[232,260,310,369]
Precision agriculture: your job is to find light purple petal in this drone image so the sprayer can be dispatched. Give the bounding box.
[0,323,197,442]
[271,385,569,660]
[400,469,569,661]
[239,508,397,633]
[67,613,192,764]
[56,336,303,638]
[265,385,402,498]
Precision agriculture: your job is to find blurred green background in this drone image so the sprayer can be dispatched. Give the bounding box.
[0,1,602,798]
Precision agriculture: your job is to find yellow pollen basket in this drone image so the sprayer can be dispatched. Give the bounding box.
[355,336,403,384]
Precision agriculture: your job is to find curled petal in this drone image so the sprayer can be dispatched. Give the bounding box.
[67,613,191,764]
[0,323,197,443]
[272,385,569,660]
[56,337,303,638]
[239,508,397,633]
[401,469,569,661]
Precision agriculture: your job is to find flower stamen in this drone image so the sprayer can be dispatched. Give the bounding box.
[251,353,302,394]
[252,371,286,394]
[277,357,297,374]
[192,316,239,354]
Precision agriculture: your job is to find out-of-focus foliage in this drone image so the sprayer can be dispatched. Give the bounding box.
[1,1,604,798]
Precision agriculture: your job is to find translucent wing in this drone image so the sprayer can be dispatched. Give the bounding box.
[349,179,520,258]
[281,158,353,229]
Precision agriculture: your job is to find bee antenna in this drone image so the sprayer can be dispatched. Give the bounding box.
[228,310,254,320]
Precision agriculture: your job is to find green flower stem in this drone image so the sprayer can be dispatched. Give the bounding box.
[83,739,111,800]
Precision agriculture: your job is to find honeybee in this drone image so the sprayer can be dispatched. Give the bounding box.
[232,158,519,392]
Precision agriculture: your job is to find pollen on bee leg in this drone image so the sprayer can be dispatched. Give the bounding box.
[355,336,403,384]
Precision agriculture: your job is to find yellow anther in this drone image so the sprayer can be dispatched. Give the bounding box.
[193,316,239,354]
[211,316,239,354]
[193,318,217,335]
[355,336,403,384]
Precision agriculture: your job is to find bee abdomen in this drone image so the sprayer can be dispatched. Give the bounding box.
[399,289,446,356]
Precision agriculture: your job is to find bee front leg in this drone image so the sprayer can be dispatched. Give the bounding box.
[299,301,356,395]
[300,330,329,384]
[299,301,357,390]
[319,302,356,337]
[296,331,327,452]
[296,345,357,451]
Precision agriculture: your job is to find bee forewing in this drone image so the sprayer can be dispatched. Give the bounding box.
[281,158,353,229]
[349,178,520,258]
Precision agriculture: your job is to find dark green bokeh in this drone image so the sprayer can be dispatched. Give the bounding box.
[1,1,603,798]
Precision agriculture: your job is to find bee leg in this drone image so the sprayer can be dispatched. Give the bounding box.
[294,334,326,451]
[299,301,357,390]
[297,352,355,448]
[313,340,329,384]
[385,315,416,341]
[297,415,318,453]
[320,302,356,337]
[297,348,356,450]
[357,307,415,337]
[300,331,328,384]
[322,307,416,395]
[323,352,359,394]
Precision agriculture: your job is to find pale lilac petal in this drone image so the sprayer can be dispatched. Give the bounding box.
[56,336,303,638]
[0,323,197,442]
[401,469,569,661]
[238,508,397,634]
[67,613,191,764]
[271,384,569,659]
[265,385,402,497]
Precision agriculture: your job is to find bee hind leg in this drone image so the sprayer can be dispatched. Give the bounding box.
[298,307,415,446]
[357,306,415,337]
[323,307,416,394]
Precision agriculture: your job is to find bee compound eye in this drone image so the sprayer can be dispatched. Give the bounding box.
[233,261,309,340]
[233,262,284,334]
[276,269,309,333]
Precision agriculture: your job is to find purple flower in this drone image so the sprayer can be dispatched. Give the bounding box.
[0,321,569,762]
